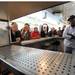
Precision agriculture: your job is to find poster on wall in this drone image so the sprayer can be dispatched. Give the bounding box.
[0,20,9,46]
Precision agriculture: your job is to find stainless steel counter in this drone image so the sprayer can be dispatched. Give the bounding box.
[0,45,75,75]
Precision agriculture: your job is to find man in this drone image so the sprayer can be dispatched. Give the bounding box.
[58,27,62,37]
[48,27,57,37]
[11,22,21,43]
[63,15,75,53]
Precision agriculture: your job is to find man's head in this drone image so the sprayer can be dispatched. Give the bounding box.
[51,27,55,32]
[11,22,18,32]
[68,15,75,27]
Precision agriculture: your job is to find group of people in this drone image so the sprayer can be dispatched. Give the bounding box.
[10,22,65,43]
[10,15,75,54]
[10,23,40,43]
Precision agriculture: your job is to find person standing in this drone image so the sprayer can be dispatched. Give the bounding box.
[10,22,21,43]
[41,23,49,37]
[63,15,75,53]
[21,23,31,40]
[31,27,40,39]
[58,27,62,37]
[48,27,57,37]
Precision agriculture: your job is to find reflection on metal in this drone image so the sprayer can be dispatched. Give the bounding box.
[0,45,75,75]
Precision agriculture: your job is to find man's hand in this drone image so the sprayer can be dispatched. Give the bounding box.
[67,33,75,39]
[16,38,21,43]
[67,33,73,36]
[71,36,75,39]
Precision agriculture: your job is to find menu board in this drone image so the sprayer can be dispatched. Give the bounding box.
[0,20,9,46]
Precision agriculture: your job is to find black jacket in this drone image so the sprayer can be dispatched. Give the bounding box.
[11,30,21,42]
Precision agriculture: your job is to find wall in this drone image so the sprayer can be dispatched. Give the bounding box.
[0,10,8,20]
[50,2,75,21]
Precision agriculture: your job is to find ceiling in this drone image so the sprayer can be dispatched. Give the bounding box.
[0,2,68,20]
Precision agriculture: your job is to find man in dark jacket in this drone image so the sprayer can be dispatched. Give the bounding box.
[10,22,21,43]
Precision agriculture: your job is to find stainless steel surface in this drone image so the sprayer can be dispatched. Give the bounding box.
[0,45,75,75]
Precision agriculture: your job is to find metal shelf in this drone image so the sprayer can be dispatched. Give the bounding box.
[0,45,75,75]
